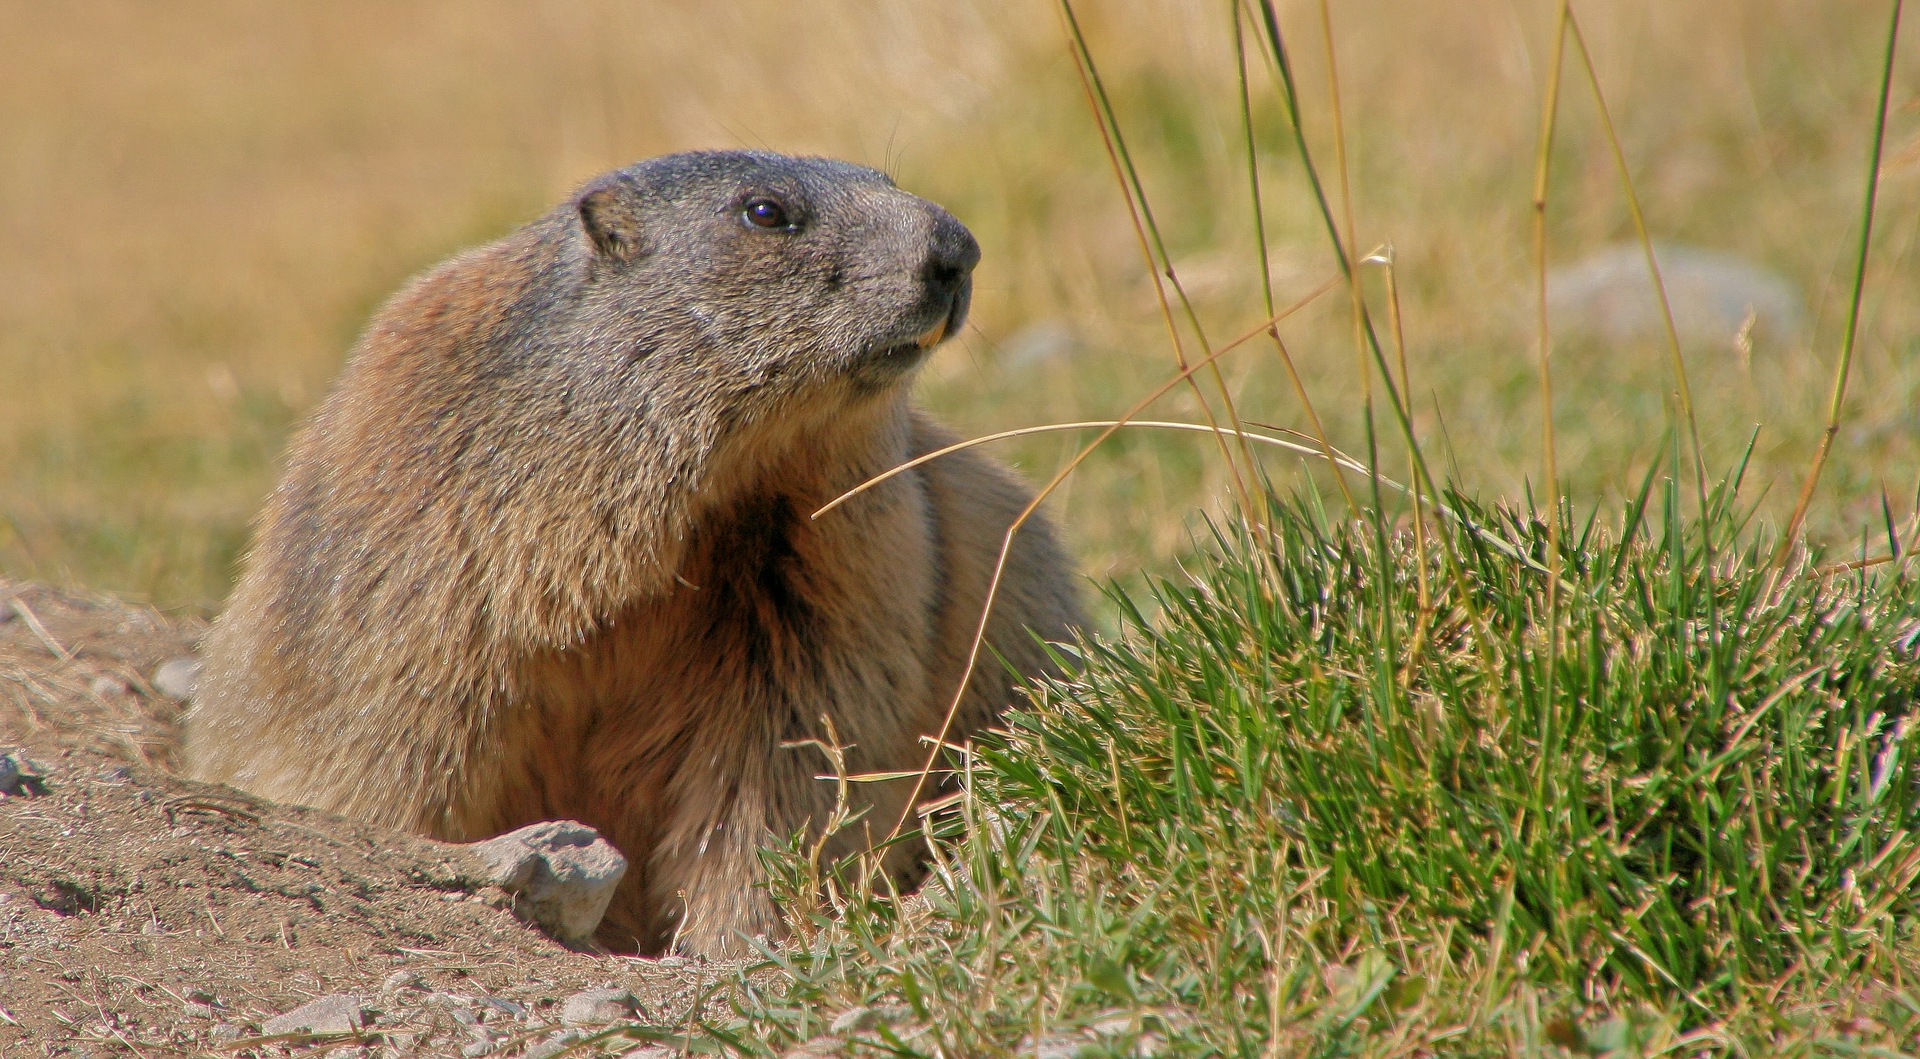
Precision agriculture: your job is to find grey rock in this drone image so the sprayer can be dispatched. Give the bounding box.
[467,820,627,943]
[461,1042,496,1057]
[89,675,129,699]
[560,986,640,1026]
[477,995,527,1019]
[210,1024,246,1044]
[1546,242,1804,351]
[260,993,370,1036]
[0,753,19,796]
[152,656,201,701]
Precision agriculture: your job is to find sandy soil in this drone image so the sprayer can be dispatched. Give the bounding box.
[0,581,735,1058]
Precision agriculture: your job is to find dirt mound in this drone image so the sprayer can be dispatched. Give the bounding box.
[0,583,732,1057]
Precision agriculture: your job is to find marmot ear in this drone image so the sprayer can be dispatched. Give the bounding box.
[578,177,647,261]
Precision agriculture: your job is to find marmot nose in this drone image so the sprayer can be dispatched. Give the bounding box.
[922,213,981,297]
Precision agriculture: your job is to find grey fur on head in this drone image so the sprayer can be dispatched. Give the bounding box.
[569,151,978,399]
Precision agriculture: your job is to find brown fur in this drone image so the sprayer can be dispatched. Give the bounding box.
[185,151,1081,955]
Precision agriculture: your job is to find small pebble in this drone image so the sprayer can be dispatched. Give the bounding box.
[153,656,202,701]
[830,1004,913,1035]
[261,993,370,1036]
[88,675,130,699]
[210,1024,246,1044]
[560,986,640,1026]
[831,1006,883,1034]
[477,995,527,1019]
[383,969,427,994]
[447,1004,479,1027]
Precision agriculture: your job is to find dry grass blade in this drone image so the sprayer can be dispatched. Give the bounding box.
[1532,2,1571,567]
[822,413,1557,602]
[1531,1,1573,807]
[823,421,1371,515]
[1565,10,1707,508]
[1365,246,1431,659]
[8,595,74,665]
[1315,0,1370,413]
[1056,0,1258,531]
[1233,0,1356,514]
[1775,0,1906,565]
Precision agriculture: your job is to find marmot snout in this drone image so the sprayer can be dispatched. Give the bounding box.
[186,150,1081,956]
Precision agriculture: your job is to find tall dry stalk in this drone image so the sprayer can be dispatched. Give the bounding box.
[1058,0,1261,532]
[1233,0,1356,514]
[1530,2,1572,801]
[1775,0,1905,566]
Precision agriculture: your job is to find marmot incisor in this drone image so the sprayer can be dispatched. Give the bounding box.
[185,151,1082,956]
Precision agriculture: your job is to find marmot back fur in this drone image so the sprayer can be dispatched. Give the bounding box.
[185,151,1082,956]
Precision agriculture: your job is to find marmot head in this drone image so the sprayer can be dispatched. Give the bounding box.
[569,150,979,403]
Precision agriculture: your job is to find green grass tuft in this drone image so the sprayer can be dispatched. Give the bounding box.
[661,472,1920,1056]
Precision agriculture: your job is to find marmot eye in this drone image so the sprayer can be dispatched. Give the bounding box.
[742,198,792,230]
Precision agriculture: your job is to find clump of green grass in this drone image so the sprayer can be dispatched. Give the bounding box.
[634,472,1920,1056]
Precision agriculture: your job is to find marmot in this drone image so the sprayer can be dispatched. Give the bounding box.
[185,151,1082,956]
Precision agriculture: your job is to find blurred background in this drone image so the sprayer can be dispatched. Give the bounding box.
[2,0,1916,612]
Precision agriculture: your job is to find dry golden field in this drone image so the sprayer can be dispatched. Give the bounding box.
[3,0,1917,610]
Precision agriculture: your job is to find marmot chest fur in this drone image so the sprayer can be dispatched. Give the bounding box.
[185,150,1082,955]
